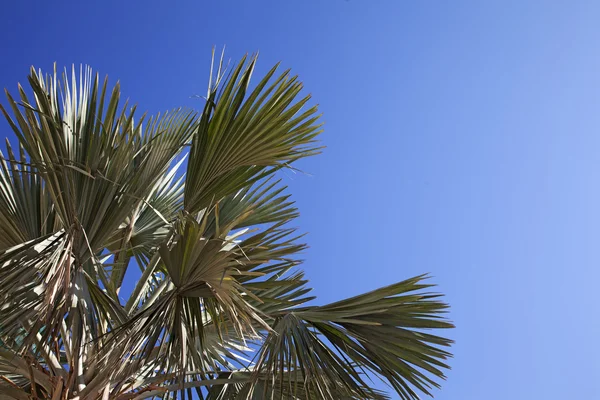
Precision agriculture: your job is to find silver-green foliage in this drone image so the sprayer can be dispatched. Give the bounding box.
[0,52,453,400]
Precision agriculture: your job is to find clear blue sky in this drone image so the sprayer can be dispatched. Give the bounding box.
[1,1,599,399]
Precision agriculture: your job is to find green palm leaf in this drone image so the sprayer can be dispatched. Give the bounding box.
[296,275,453,400]
[184,51,322,214]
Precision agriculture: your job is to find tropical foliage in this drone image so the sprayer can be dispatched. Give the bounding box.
[0,52,453,399]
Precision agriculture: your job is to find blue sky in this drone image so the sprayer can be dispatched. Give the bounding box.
[1,1,599,399]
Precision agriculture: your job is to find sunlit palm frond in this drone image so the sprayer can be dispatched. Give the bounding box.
[184,51,322,214]
[0,140,57,250]
[251,312,382,400]
[108,212,269,383]
[0,64,194,344]
[285,275,453,400]
[107,155,187,292]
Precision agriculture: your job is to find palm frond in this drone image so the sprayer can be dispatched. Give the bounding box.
[0,65,195,343]
[184,52,322,214]
[294,275,454,400]
[251,312,383,400]
[0,140,57,250]
[107,212,269,384]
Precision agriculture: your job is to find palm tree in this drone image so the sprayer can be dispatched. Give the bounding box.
[0,52,453,400]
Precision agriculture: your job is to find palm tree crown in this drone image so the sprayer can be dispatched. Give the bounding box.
[0,52,453,400]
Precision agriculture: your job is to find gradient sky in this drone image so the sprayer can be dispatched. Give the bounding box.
[1,1,599,399]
